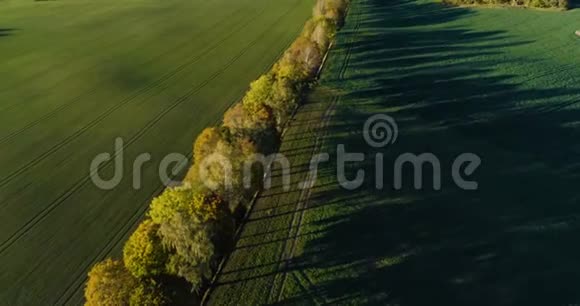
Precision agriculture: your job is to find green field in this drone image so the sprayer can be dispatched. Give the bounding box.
[0,0,312,304]
[208,0,580,304]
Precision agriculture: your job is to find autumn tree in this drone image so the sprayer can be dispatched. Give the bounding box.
[85,259,167,305]
[123,220,167,279]
[312,18,336,51]
[275,37,322,82]
[224,103,278,156]
[223,102,275,134]
[193,127,223,166]
[85,259,137,306]
[241,73,299,127]
[148,185,232,289]
[313,0,349,24]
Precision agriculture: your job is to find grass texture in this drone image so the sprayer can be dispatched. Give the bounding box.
[0,0,312,304]
[208,0,580,304]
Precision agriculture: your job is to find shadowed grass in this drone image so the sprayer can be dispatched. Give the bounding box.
[210,0,580,305]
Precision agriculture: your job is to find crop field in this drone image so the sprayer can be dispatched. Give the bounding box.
[0,0,313,304]
[208,0,580,305]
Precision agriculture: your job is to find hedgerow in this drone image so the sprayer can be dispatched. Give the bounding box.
[84,0,349,304]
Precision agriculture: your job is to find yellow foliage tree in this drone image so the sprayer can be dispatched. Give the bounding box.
[85,258,167,305]
[123,220,167,279]
[85,259,137,306]
[147,185,230,288]
[193,127,222,166]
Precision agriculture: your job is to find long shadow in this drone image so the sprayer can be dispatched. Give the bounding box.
[281,0,580,305]
[0,28,15,37]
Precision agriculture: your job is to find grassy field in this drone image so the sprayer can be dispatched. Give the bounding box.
[0,0,313,304]
[208,0,580,304]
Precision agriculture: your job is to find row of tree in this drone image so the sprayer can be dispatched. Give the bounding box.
[84,0,349,305]
[443,0,569,9]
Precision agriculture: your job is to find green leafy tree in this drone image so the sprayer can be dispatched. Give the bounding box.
[123,220,167,279]
[270,77,299,125]
[149,186,193,225]
[148,185,232,289]
[159,213,214,289]
[242,72,299,126]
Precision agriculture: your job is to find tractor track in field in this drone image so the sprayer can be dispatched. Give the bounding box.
[0,0,301,257]
[0,4,255,146]
[0,5,249,145]
[0,0,194,105]
[0,5,271,189]
[53,153,191,305]
[54,2,305,302]
[0,1,306,303]
[0,0,227,102]
[266,4,362,303]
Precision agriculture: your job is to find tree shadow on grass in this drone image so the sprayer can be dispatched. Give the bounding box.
[281,0,580,305]
[0,28,15,37]
[569,0,580,9]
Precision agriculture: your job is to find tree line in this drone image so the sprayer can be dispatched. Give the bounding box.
[84,0,349,305]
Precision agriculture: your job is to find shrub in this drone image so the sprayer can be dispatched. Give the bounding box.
[123,220,167,279]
